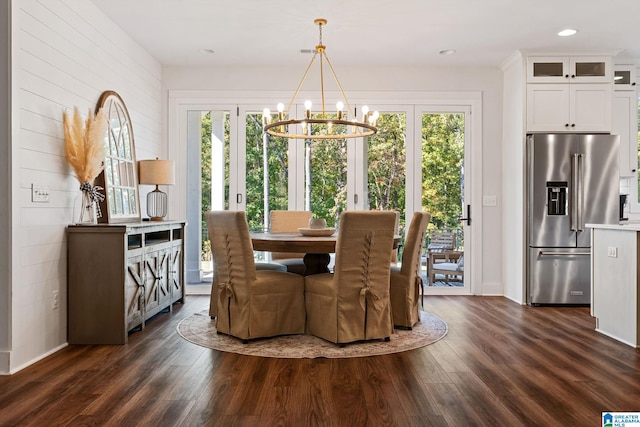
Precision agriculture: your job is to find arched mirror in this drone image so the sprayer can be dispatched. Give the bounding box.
[95,90,141,223]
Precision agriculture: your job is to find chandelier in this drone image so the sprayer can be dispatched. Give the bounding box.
[262,18,379,140]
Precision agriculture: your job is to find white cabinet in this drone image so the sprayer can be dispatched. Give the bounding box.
[613,91,638,177]
[590,225,640,348]
[614,65,637,91]
[527,56,612,83]
[527,83,612,132]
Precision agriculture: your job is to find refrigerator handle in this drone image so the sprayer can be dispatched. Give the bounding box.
[577,153,584,231]
[570,154,578,231]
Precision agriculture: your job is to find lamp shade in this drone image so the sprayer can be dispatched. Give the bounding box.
[138,159,175,186]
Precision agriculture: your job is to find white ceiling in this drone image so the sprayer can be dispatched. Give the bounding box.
[90,0,640,68]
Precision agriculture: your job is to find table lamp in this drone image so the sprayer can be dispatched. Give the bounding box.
[138,158,175,221]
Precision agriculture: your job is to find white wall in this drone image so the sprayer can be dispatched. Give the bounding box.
[162,64,505,295]
[0,0,12,374]
[500,53,526,303]
[3,0,162,374]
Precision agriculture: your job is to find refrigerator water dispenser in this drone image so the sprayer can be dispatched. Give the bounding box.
[546,181,567,216]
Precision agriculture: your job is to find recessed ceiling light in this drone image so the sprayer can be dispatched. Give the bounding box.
[558,29,577,37]
[199,48,215,54]
[439,49,456,55]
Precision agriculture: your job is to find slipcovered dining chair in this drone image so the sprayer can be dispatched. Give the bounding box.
[304,210,396,345]
[389,211,431,329]
[206,211,305,341]
[270,210,313,275]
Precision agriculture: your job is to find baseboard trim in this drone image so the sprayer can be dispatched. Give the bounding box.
[479,281,503,296]
[3,343,68,375]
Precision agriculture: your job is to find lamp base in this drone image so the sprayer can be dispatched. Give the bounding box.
[147,186,168,220]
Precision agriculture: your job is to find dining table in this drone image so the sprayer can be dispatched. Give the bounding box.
[250,231,402,276]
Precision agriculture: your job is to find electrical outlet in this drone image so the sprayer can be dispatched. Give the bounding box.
[51,290,59,310]
[31,184,50,203]
[607,247,617,258]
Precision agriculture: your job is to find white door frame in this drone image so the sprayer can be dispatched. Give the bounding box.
[168,90,482,293]
[414,104,475,295]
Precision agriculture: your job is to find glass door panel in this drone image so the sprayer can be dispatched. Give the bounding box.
[243,111,289,232]
[367,111,407,237]
[418,109,470,293]
[184,108,234,282]
[307,112,347,227]
[187,110,231,280]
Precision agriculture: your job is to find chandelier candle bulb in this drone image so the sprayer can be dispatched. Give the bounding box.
[362,105,370,123]
[304,100,312,119]
[336,101,344,119]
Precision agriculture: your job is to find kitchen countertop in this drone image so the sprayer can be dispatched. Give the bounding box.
[586,221,640,231]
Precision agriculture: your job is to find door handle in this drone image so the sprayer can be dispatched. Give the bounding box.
[457,204,471,226]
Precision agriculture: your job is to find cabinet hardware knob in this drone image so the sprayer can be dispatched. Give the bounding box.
[565,123,570,127]
[633,169,637,173]
[571,123,576,127]
[571,74,576,78]
[565,74,569,78]
[633,82,637,86]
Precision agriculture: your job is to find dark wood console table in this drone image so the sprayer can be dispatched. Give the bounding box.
[67,220,186,344]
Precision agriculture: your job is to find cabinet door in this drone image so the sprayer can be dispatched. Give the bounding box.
[144,247,170,318]
[527,56,570,83]
[125,255,145,331]
[613,92,638,177]
[170,242,184,304]
[570,84,612,132]
[614,65,637,91]
[527,84,571,131]
[527,56,611,83]
[570,56,611,83]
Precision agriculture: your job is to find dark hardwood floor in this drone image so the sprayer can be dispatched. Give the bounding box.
[1,295,639,426]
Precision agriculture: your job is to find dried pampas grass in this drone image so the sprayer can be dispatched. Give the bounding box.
[63,107,107,185]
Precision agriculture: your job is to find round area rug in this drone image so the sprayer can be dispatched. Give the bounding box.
[177,310,447,358]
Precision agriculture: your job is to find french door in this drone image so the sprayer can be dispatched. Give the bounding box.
[413,105,471,294]
[177,99,477,295]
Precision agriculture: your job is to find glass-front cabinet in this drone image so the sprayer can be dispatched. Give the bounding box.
[527,56,611,84]
[614,64,637,91]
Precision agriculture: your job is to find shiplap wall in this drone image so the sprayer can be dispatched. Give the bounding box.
[6,0,161,373]
[1,0,11,374]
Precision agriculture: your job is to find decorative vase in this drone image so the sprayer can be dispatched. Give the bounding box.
[309,218,327,229]
[74,190,97,224]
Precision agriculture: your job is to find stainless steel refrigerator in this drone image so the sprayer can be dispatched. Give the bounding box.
[527,133,619,305]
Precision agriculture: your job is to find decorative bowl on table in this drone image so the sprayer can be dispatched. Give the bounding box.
[298,227,336,237]
[308,218,327,229]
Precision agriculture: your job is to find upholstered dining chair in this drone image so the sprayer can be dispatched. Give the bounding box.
[304,210,396,345]
[269,210,313,275]
[206,211,306,341]
[389,211,431,329]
